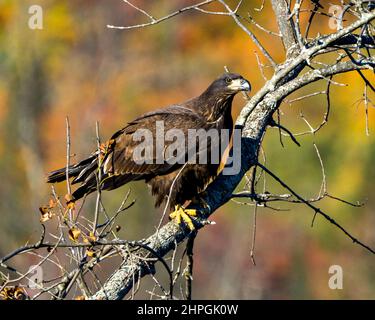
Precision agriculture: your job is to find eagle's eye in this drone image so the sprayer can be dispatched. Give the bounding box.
[225,77,232,84]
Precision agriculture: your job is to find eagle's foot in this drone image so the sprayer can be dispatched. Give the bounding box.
[170,205,197,231]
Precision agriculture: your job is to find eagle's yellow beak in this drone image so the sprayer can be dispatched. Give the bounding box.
[227,78,251,92]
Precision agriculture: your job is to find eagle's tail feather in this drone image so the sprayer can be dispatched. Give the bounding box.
[71,183,96,201]
[47,154,140,202]
[46,155,97,184]
[46,167,69,183]
[71,173,138,201]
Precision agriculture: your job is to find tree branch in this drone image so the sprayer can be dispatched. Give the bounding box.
[90,56,374,300]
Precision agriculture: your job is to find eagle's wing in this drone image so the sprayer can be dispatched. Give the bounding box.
[70,105,212,197]
[104,105,209,176]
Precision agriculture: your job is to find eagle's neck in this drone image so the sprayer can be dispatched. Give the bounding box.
[194,91,235,124]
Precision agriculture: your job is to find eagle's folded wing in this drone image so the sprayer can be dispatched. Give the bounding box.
[103,105,210,177]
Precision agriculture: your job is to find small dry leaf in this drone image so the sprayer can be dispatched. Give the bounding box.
[88,231,97,242]
[14,287,26,300]
[99,142,106,153]
[0,286,27,300]
[75,295,86,300]
[67,202,75,210]
[68,227,81,242]
[39,206,49,215]
[64,193,74,203]
[100,139,115,156]
[83,231,97,243]
[86,249,96,258]
[39,206,54,223]
[49,198,57,208]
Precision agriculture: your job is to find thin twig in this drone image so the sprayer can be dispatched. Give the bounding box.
[250,203,257,266]
[256,163,375,255]
[108,0,215,30]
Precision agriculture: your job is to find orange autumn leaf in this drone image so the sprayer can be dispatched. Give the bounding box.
[49,198,57,208]
[68,227,81,242]
[0,286,27,300]
[83,231,97,244]
[64,193,74,203]
[67,201,75,210]
[86,249,96,258]
[39,206,54,223]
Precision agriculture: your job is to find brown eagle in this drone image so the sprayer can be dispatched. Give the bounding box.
[47,73,251,229]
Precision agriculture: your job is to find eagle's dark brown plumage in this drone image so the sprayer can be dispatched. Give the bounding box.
[47,73,250,217]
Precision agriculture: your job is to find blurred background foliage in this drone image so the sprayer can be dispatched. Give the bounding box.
[0,0,374,299]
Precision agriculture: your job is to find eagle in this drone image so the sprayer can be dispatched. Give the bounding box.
[47,73,251,229]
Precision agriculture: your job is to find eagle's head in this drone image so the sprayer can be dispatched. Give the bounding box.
[193,72,251,121]
[209,73,251,95]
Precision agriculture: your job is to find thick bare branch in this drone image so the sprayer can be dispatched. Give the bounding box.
[4,0,374,301]
[90,53,374,299]
[271,0,300,58]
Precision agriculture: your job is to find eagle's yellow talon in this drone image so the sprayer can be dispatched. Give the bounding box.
[169,205,197,230]
[176,211,182,225]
